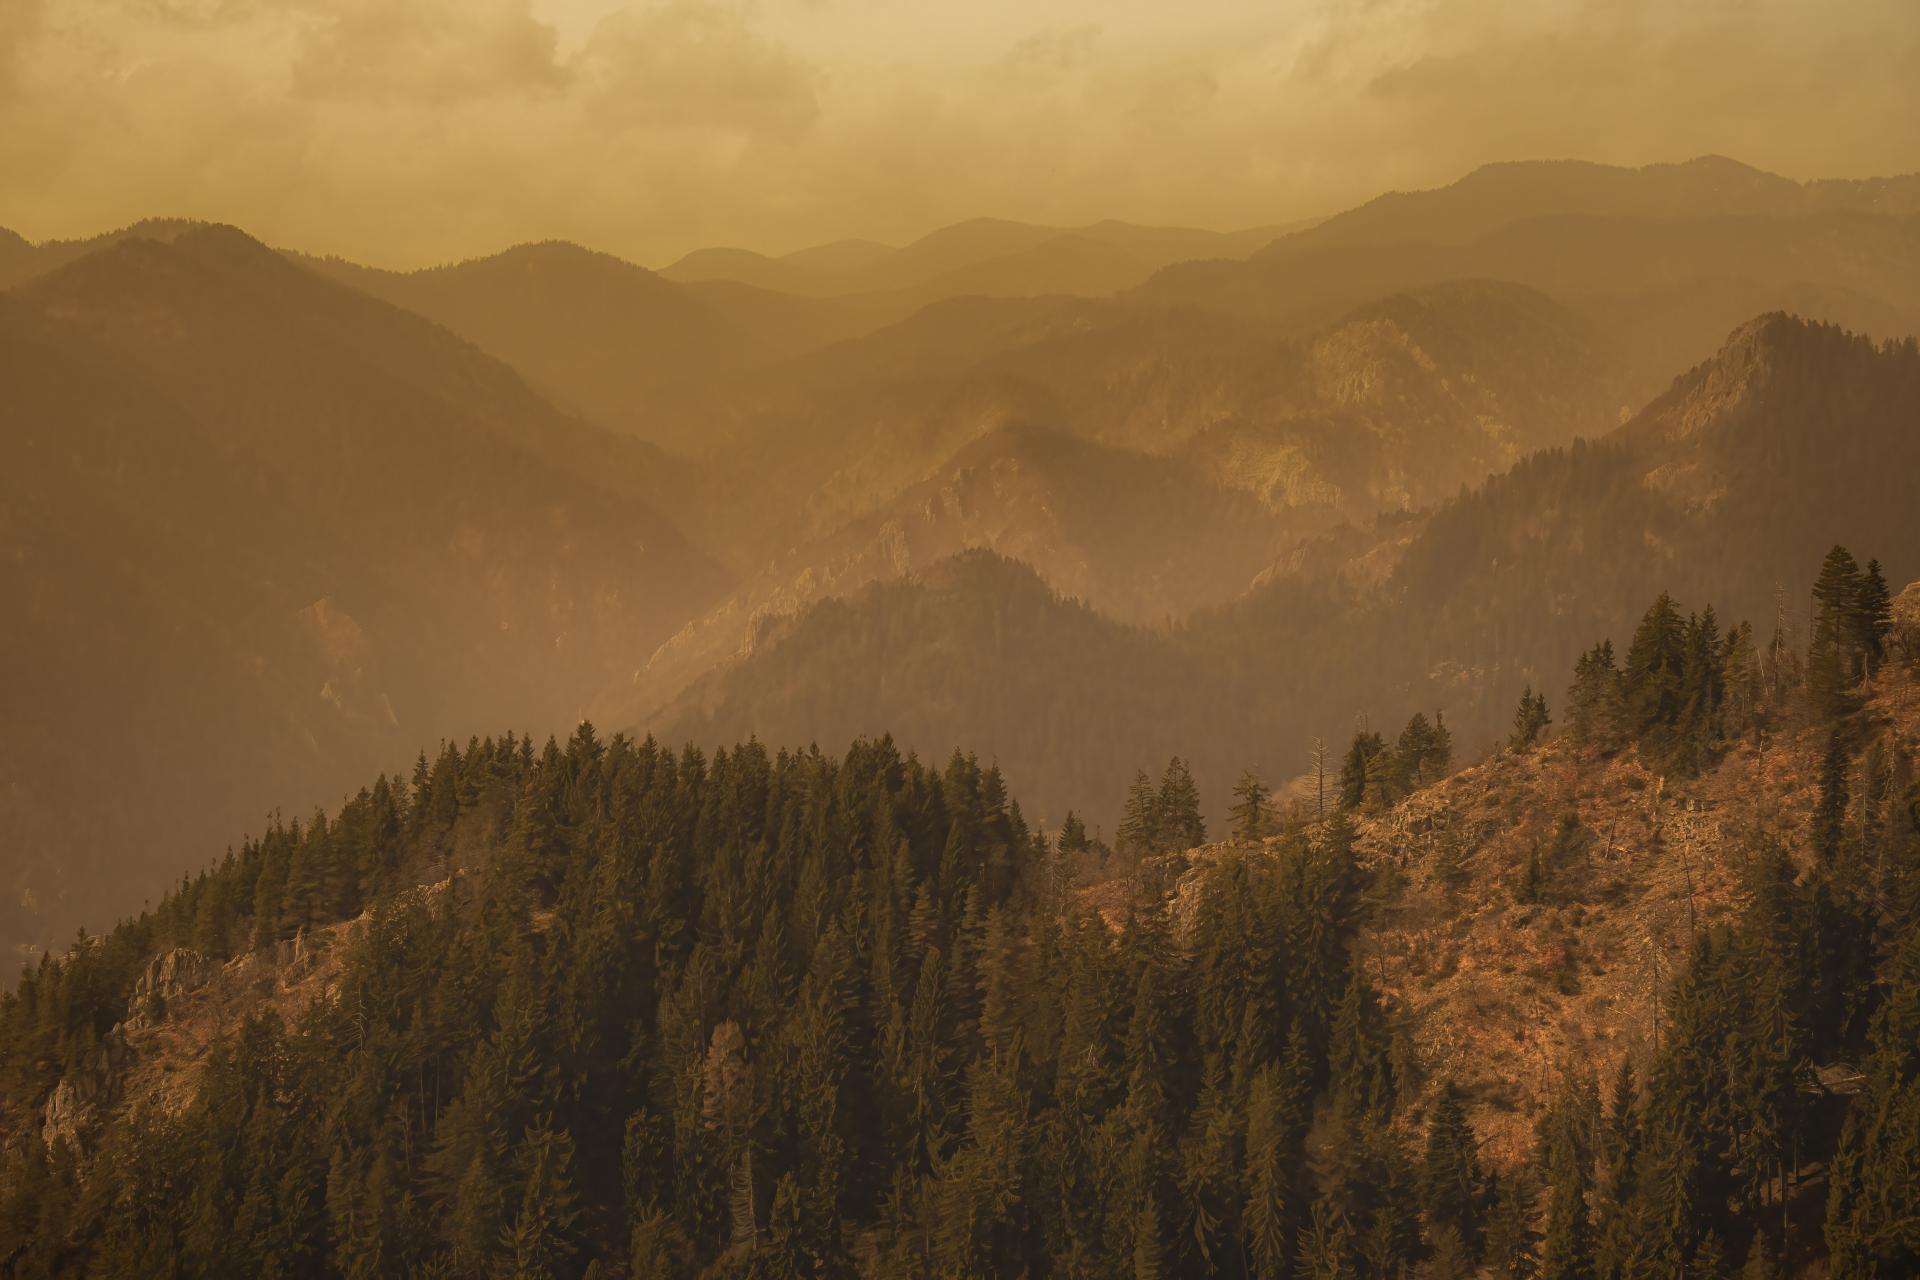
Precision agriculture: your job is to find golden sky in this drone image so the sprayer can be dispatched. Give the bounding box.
[2,0,1915,268]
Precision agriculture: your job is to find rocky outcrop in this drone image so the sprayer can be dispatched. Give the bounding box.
[124,946,214,1031]
[40,1033,123,1157]
[141,946,214,1001]
[1894,581,1920,662]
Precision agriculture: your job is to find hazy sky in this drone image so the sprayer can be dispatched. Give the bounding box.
[2,0,1915,267]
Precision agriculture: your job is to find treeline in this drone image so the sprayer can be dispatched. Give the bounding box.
[0,729,1392,1278]
[1553,544,1898,770]
[3,550,1918,1276]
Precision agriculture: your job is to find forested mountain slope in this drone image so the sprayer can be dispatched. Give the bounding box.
[659,215,1291,297]
[1140,210,1920,347]
[608,425,1302,724]
[653,317,1920,830]
[302,243,774,438]
[3,562,1916,1277]
[634,279,1637,573]
[0,227,727,963]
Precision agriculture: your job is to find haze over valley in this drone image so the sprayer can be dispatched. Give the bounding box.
[6,155,1919,962]
[5,9,1920,1267]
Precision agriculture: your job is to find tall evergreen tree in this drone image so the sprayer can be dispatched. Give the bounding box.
[1230,771,1273,843]
[1810,545,1868,719]
[1421,1080,1482,1250]
[1118,772,1162,859]
[1156,759,1206,852]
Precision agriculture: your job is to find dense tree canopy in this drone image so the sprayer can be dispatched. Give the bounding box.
[3,551,1918,1277]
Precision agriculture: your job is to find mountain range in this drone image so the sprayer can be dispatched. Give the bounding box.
[647,315,1920,829]
[4,153,1919,962]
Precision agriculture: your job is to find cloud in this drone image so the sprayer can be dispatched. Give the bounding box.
[998,23,1102,82]
[1355,0,1920,179]
[0,0,1913,265]
[579,2,821,140]
[0,0,45,97]
[113,0,262,28]
[291,0,569,103]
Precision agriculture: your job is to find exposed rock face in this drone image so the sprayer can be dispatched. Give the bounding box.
[39,1033,122,1157]
[141,946,214,1001]
[124,946,214,1031]
[1894,581,1920,660]
[40,1079,92,1155]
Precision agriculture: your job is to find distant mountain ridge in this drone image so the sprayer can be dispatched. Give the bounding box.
[301,240,773,436]
[9,153,1920,960]
[652,315,1920,831]
[1274,155,1920,252]
[1,225,729,961]
[660,214,1301,297]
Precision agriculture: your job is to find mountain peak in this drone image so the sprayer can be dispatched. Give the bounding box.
[172,222,281,262]
[1699,310,1888,386]
[1623,311,1907,451]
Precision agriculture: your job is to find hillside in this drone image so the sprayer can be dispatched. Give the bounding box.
[0,228,728,961]
[301,242,773,441]
[4,585,1915,1276]
[660,215,1290,297]
[646,278,1638,575]
[1345,670,1920,1165]
[1139,209,1920,355]
[650,316,1920,831]
[608,431,1302,724]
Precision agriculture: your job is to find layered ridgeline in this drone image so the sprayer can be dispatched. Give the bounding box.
[5,157,1919,965]
[1140,156,1920,338]
[649,316,1920,832]
[3,554,1917,1277]
[603,279,1644,721]
[0,226,727,962]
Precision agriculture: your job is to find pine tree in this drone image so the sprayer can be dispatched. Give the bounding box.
[1395,713,1437,790]
[1328,973,1393,1119]
[1624,592,1689,746]
[1118,772,1162,858]
[1242,1058,1305,1279]
[1421,1080,1482,1249]
[1720,622,1764,740]
[1512,687,1551,750]
[1483,1169,1539,1280]
[933,1050,1027,1279]
[1156,759,1206,851]
[1859,558,1894,675]
[1674,609,1725,776]
[496,1119,581,1280]
[1430,712,1454,778]
[752,1175,814,1280]
[1338,732,1385,811]
[1230,771,1272,843]
[1568,642,1625,750]
[1294,1198,1357,1280]
[1813,730,1851,869]
[1539,1077,1596,1280]
[1810,545,1867,719]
